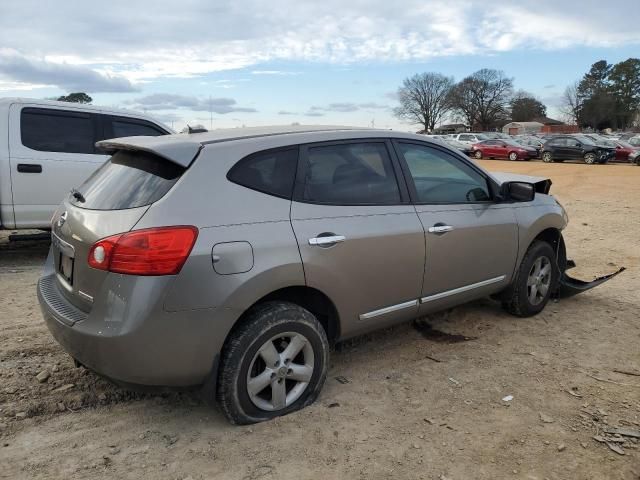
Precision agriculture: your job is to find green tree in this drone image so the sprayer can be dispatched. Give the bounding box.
[393,72,454,131]
[57,92,93,104]
[510,91,547,121]
[577,61,614,129]
[608,58,640,129]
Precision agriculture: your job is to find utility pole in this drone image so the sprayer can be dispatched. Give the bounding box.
[209,96,213,130]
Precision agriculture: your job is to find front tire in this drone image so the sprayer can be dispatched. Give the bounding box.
[584,152,597,164]
[217,302,329,424]
[474,150,482,159]
[502,241,558,317]
[542,151,553,163]
[508,151,518,161]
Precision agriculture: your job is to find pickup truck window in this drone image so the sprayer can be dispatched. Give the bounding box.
[111,119,166,138]
[21,108,96,154]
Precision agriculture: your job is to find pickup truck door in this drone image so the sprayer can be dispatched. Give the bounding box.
[8,104,106,228]
[392,140,519,315]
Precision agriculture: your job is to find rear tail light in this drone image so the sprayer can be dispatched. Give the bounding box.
[88,226,198,275]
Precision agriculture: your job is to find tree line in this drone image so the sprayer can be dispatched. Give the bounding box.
[561,59,640,130]
[395,58,640,132]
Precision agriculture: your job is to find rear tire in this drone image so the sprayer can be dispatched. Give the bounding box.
[502,241,558,318]
[542,152,553,163]
[217,301,329,424]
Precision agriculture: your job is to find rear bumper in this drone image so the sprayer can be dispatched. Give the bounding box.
[37,257,240,388]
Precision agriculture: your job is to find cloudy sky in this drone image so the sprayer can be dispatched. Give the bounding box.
[1,0,639,131]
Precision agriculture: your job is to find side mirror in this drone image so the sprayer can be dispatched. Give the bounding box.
[500,181,535,202]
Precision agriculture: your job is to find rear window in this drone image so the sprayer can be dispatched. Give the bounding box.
[71,150,184,210]
[21,107,96,154]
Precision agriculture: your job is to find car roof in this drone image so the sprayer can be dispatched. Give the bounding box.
[0,97,174,132]
[96,125,426,167]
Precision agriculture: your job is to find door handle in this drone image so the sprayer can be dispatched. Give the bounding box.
[428,225,453,234]
[308,235,346,246]
[17,163,42,173]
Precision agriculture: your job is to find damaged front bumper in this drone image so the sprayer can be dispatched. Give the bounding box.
[555,238,625,298]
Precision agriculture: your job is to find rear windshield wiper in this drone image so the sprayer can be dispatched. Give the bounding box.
[70,188,85,203]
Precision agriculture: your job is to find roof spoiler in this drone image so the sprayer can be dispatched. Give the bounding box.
[96,136,202,168]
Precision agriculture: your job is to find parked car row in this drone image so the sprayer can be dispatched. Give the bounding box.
[422,130,640,165]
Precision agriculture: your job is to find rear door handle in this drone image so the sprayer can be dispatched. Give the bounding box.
[309,235,346,246]
[17,163,42,173]
[428,225,453,234]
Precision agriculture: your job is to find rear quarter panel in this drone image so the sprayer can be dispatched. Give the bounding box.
[134,142,306,314]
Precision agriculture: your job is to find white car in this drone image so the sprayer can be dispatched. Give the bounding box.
[450,133,490,146]
[0,98,172,230]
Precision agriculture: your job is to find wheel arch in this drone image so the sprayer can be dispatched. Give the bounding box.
[225,285,341,347]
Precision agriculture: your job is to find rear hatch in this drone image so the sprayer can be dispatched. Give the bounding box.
[50,150,186,313]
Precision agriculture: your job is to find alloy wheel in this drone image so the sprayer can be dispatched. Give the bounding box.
[246,332,314,411]
[527,256,552,306]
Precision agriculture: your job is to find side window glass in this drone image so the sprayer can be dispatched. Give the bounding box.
[459,134,471,141]
[398,143,490,203]
[302,143,401,205]
[227,148,298,199]
[111,119,166,138]
[21,108,95,154]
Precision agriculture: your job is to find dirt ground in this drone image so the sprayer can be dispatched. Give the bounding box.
[1,159,639,480]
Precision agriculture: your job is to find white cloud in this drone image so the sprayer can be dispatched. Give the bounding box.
[0,48,137,93]
[0,0,638,89]
[127,93,257,114]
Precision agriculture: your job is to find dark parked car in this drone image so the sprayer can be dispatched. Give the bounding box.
[472,139,537,161]
[541,136,615,164]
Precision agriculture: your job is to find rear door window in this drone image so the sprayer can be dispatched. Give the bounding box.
[70,150,184,210]
[300,142,401,205]
[21,107,96,154]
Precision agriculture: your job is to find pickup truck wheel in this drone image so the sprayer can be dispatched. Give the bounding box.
[584,152,597,164]
[502,241,558,317]
[217,301,329,425]
[542,152,553,163]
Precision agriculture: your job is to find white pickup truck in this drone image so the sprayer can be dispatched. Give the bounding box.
[0,98,172,230]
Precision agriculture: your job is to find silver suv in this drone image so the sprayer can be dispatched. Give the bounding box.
[38,126,621,424]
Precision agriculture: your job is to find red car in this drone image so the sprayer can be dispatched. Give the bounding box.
[472,139,537,161]
[613,140,640,162]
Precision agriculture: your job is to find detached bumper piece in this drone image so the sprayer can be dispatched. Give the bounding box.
[557,263,625,299]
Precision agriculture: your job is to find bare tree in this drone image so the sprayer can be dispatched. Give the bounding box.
[448,69,513,130]
[393,73,454,132]
[560,82,580,124]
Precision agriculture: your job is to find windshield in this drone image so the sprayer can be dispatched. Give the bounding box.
[70,150,185,210]
[618,140,634,148]
[504,139,525,147]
